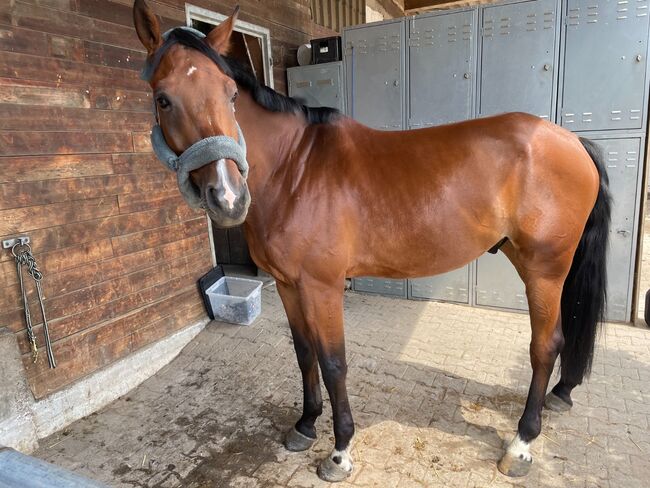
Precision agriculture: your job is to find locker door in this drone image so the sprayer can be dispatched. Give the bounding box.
[344,21,405,129]
[353,277,407,298]
[408,9,476,128]
[479,0,558,120]
[409,269,470,303]
[561,0,650,131]
[287,62,345,112]
[594,137,642,321]
[476,253,528,311]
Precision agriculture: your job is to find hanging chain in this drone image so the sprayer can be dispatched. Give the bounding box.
[12,243,57,369]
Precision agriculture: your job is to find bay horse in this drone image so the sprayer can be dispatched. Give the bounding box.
[133,0,611,481]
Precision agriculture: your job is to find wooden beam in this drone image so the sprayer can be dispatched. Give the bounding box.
[376,0,406,18]
[404,0,457,11]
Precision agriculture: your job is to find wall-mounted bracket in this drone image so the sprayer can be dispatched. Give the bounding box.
[2,236,30,249]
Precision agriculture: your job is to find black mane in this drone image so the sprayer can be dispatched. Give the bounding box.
[146,28,341,125]
[223,56,342,125]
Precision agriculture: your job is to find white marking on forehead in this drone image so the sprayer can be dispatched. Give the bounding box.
[187,65,197,76]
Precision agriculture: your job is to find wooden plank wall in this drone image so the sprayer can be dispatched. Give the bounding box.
[0,0,334,399]
[310,0,366,32]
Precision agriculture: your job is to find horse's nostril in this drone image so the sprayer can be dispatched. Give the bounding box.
[205,185,220,209]
[205,183,240,213]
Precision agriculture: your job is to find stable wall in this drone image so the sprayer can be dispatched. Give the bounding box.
[0,0,334,446]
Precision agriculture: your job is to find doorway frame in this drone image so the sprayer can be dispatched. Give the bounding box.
[185,3,274,89]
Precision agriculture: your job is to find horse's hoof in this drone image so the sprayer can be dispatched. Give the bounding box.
[544,391,572,412]
[497,452,532,477]
[284,426,316,452]
[317,456,353,482]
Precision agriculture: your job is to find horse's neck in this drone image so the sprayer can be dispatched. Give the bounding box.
[235,90,308,192]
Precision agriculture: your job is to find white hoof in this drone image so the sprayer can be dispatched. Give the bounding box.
[317,449,353,482]
[499,434,533,477]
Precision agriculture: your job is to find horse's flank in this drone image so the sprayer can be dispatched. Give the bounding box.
[239,102,597,285]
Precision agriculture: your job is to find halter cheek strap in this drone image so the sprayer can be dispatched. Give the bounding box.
[150,123,248,209]
[142,26,249,209]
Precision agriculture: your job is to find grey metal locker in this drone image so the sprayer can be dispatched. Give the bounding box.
[408,9,477,128]
[560,0,650,131]
[287,62,345,112]
[409,268,470,303]
[344,20,405,130]
[591,136,643,321]
[479,0,559,120]
[353,277,407,298]
[476,252,528,311]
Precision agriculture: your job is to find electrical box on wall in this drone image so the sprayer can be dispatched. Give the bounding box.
[287,62,345,113]
[311,36,342,64]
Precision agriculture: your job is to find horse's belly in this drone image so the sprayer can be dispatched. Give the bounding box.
[349,227,496,279]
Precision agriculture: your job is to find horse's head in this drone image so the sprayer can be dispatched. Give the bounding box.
[133,0,250,228]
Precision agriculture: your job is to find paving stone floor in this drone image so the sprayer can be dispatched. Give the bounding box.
[34,206,650,488]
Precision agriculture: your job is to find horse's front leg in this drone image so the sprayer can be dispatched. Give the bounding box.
[281,277,355,482]
[276,282,323,451]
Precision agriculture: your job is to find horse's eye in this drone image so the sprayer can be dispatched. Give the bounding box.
[156,95,171,110]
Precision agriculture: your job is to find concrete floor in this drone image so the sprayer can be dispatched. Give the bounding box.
[34,226,650,487]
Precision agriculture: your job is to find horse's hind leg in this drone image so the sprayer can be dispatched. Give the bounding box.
[498,247,569,477]
[277,282,323,452]
[545,373,578,412]
[545,323,585,413]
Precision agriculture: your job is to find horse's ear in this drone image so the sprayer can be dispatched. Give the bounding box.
[206,5,240,55]
[133,0,162,56]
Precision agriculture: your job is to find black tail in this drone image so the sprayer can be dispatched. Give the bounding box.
[559,137,612,385]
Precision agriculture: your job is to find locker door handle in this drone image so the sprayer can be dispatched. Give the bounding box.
[464,72,471,79]
[636,54,643,62]
[393,80,399,87]
[543,64,551,71]
[617,229,631,237]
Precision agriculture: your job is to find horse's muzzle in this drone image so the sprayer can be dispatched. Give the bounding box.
[202,158,250,227]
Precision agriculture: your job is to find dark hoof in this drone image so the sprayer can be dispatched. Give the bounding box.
[284,427,316,452]
[544,391,572,412]
[497,452,532,477]
[317,456,353,482]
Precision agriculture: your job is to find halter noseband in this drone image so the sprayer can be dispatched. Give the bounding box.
[141,27,249,209]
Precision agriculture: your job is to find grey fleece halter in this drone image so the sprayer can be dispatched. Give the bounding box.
[141,27,248,209]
